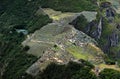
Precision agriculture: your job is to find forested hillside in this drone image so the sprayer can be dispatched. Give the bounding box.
[0,0,51,79]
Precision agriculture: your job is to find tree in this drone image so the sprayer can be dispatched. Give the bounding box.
[37,61,98,79]
[99,68,120,79]
[69,15,88,32]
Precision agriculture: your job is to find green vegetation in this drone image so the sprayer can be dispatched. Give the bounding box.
[70,14,88,32]
[0,0,52,33]
[99,68,120,79]
[0,32,38,79]
[67,45,90,60]
[97,18,112,50]
[1,0,120,79]
[36,61,97,79]
[40,0,98,12]
[104,57,116,65]
[34,61,120,79]
[0,0,51,79]
[98,17,120,60]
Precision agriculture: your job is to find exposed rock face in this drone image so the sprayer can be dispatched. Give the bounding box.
[106,8,116,23]
[117,24,120,30]
[81,11,97,22]
[109,32,119,47]
[70,16,103,39]
[106,0,120,14]
[104,32,119,54]
[100,2,111,8]
[100,1,116,22]
[70,1,120,58]
[85,20,97,34]
[99,2,119,54]
[92,18,102,39]
[106,8,115,17]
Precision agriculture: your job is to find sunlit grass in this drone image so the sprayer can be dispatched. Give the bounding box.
[97,64,120,71]
[43,8,75,21]
[66,45,91,60]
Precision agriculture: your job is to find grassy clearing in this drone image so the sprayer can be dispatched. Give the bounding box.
[66,45,92,60]
[97,64,120,72]
[86,43,104,56]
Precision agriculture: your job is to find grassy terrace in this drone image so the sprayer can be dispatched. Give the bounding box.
[67,45,89,60]
[66,44,104,61]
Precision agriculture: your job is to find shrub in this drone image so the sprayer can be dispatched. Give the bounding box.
[38,61,97,79]
[99,68,120,79]
[23,45,30,51]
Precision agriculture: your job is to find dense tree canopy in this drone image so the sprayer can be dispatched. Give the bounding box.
[36,60,97,79]
[99,68,120,79]
[40,0,98,12]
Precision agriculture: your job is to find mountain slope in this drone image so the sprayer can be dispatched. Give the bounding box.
[23,8,105,76]
[1,0,120,79]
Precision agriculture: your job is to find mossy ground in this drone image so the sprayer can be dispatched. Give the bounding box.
[67,45,89,60]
